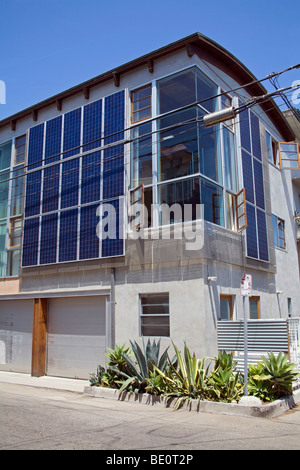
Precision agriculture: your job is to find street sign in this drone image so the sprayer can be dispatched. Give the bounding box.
[241,274,252,297]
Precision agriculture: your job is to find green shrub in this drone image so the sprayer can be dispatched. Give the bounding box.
[153,342,212,409]
[248,352,299,400]
[117,338,171,394]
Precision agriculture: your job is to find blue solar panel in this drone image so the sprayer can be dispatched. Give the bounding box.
[101,197,124,257]
[239,107,251,153]
[242,150,254,204]
[104,91,125,144]
[103,144,124,200]
[22,217,40,267]
[61,159,79,209]
[63,108,81,158]
[256,208,269,261]
[79,203,100,260]
[22,93,126,268]
[42,165,60,213]
[246,203,258,259]
[40,213,58,264]
[83,100,102,151]
[28,124,44,169]
[24,170,42,217]
[253,159,265,210]
[59,208,78,262]
[45,116,62,163]
[250,111,262,161]
[81,151,101,204]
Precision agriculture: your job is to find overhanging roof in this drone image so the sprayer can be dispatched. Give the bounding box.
[0,32,294,141]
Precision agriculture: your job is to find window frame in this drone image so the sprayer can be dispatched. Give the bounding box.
[266,131,278,166]
[139,292,170,337]
[14,134,27,165]
[249,296,260,319]
[220,294,234,321]
[131,84,152,124]
[272,214,286,250]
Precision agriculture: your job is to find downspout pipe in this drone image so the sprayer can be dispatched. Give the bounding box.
[110,268,116,349]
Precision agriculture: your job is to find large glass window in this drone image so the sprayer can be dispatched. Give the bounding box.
[129,67,238,232]
[0,141,12,170]
[159,108,198,182]
[131,121,152,188]
[158,177,200,224]
[158,67,217,115]
[0,138,26,277]
[158,69,196,114]
[198,108,222,184]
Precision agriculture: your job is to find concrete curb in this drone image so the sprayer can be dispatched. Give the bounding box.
[84,385,300,418]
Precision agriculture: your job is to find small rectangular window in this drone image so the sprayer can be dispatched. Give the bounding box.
[249,296,260,319]
[131,85,152,123]
[15,135,26,164]
[140,293,169,337]
[287,298,292,317]
[272,214,286,249]
[220,295,233,321]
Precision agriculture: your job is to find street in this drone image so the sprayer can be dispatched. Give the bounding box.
[1,382,300,451]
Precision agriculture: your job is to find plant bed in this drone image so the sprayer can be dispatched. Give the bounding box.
[87,340,300,418]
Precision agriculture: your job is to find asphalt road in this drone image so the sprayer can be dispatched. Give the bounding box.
[1,382,300,452]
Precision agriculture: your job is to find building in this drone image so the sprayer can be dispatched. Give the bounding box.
[0,32,299,379]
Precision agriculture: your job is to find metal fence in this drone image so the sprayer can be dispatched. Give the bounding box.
[217,318,300,377]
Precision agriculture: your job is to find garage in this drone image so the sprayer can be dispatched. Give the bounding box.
[0,299,33,373]
[46,296,107,379]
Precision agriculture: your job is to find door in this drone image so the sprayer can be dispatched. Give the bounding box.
[47,296,107,379]
[0,299,33,373]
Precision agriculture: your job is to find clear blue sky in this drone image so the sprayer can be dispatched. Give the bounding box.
[1,0,299,120]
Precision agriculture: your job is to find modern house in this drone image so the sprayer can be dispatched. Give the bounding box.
[0,33,299,379]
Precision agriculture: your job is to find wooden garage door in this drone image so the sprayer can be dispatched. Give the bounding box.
[46,296,107,379]
[0,300,33,373]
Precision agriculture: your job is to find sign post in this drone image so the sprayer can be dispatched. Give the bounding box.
[241,274,252,395]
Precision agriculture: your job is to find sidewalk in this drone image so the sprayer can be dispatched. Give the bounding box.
[1,369,300,418]
[0,371,89,393]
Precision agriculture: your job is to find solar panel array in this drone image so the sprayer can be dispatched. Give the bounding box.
[240,105,269,262]
[22,90,125,267]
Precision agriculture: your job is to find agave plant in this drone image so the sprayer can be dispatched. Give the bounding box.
[208,351,244,402]
[116,338,171,393]
[154,342,212,408]
[252,351,299,398]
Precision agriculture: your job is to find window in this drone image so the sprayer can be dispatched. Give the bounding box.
[131,121,152,188]
[15,135,26,164]
[249,296,260,319]
[140,293,169,336]
[8,217,22,249]
[287,298,292,317]
[220,295,233,321]
[131,84,152,123]
[159,108,199,182]
[158,67,217,115]
[266,131,278,165]
[279,142,300,169]
[272,214,286,249]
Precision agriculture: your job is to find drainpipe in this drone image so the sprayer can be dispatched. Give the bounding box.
[110,268,116,349]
